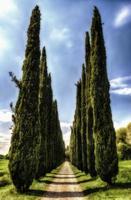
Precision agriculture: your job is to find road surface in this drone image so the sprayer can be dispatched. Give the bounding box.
[41,161,84,200]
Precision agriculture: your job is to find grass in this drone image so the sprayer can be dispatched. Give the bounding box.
[0,159,63,200]
[71,160,131,200]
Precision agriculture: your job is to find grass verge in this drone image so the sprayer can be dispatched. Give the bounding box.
[0,159,63,200]
[71,160,131,200]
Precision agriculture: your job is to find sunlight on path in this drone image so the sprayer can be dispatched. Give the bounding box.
[41,161,84,200]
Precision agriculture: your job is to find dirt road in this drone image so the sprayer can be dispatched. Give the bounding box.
[41,161,84,200]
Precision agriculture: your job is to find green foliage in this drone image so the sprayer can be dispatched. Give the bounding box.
[70,81,83,169]
[75,81,83,169]
[70,6,118,184]
[117,142,131,160]
[36,48,65,177]
[85,32,96,177]
[90,7,118,184]
[9,5,41,193]
[69,126,77,165]
[81,64,88,172]
[116,128,127,143]
[51,100,65,168]
[65,146,70,160]
[35,47,49,178]
[9,5,65,190]
[0,155,4,159]
[126,122,131,144]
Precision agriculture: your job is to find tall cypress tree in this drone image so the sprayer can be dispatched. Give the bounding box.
[51,100,58,168]
[69,127,73,163]
[46,73,53,172]
[75,81,83,169]
[81,64,88,173]
[36,47,48,179]
[9,6,41,192]
[91,7,118,184]
[52,100,65,166]
[70,121,77,166]
[85,32,96,177]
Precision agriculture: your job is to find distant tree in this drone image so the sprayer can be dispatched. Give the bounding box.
[117,142,131,160]
[126,123,131,144]
[70,125,77,165]
[90,7,118,184]
[116,128,127,143]
[9,6,41,192]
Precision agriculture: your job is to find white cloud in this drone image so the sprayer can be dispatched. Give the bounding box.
[0,0,19,59]
[49,27,73,48]
[0,109,12,155]
[110,76,131,89]
[110,76,131,95]
[0,28,12,58]
[114,5,131,27]
[114,117,131,130]
[111,88,131,96]
[0,109,12,123]
[0,132,11,155]
[61,121,71,128]
[0,0,18,20]
[61,121,71,147]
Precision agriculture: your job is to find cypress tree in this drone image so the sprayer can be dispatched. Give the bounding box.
[9,6,41,192]
[52,100,65,166]
[75,81,83,169]
[46,73,53,172]
[35,47,48,179]
[69,127,73,163]
[51,100,58,168]
[81,64,88,173]
[85,32,96,177]
[91,7,118,184]
[70,121,77,165]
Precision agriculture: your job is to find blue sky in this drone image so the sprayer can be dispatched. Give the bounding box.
[0,0,131,153]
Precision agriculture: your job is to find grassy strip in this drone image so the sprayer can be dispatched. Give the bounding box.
[71,160,131,200]
[0,159,63,200]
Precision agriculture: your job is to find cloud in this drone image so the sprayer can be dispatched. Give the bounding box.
[111,88,131,95]
[114,117,131,130]
[0,28,13,59]
[110,76,131,89]
[0,0,19,59]
[0,109,12,154]
[0,132,11,155]
[61,121,71,147]
[49,27,73,48]
[0,109,12,123]
[114,5,131,27]
[0,0,18,21]
[110,76,131,95]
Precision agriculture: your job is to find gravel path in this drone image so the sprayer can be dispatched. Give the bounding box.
[41,161,84,200]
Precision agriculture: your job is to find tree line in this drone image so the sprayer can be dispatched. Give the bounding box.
[69,7,118,185]
[8,6,65,193]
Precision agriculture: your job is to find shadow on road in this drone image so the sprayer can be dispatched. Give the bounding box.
[27,190,84,197]
[45,174,85,179]
[38,177,96,185]
[27,182,131,197]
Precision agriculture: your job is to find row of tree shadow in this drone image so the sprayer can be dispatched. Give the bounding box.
[26,172,131,198]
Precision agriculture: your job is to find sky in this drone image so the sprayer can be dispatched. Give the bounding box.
[0,0,131,154]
